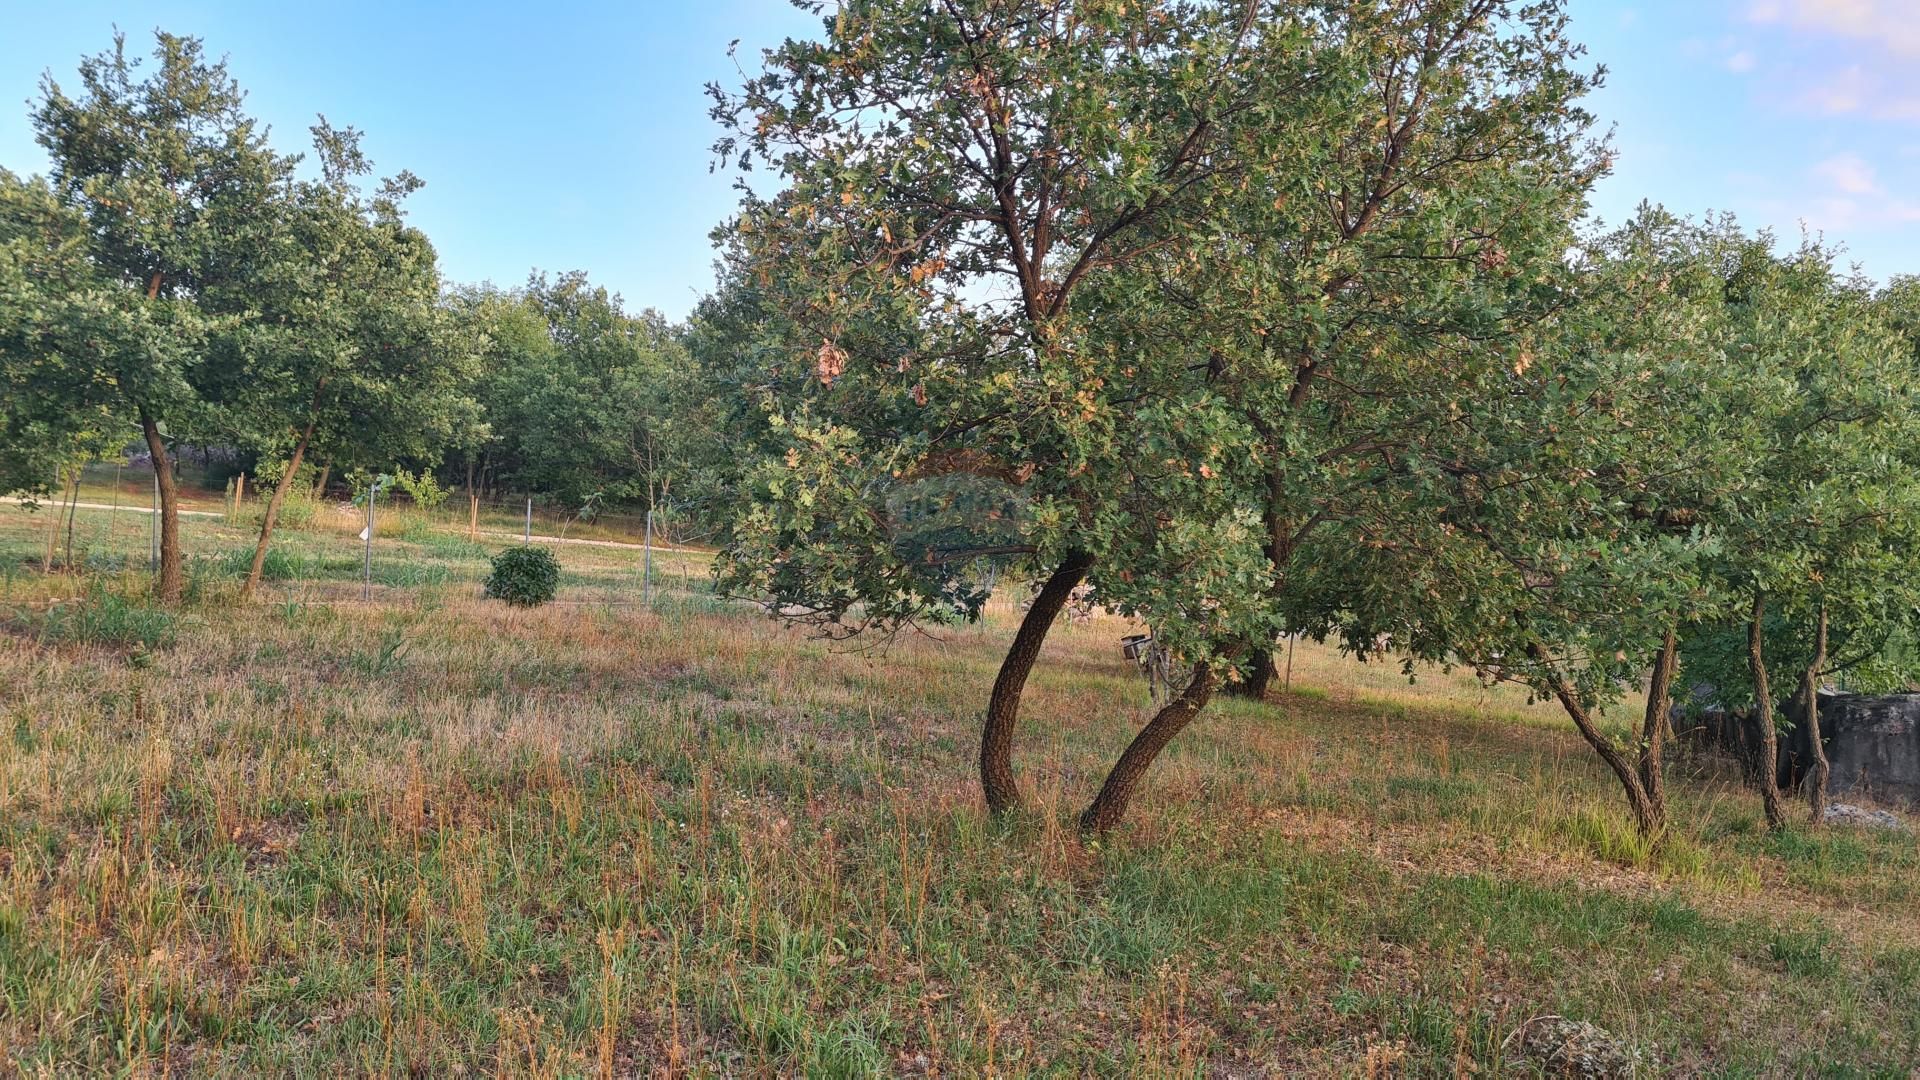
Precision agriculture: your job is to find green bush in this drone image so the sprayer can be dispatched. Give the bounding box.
[390,469,449,510]
[485,546,560,607]
[249,460,323,530]
[274,491,320,529]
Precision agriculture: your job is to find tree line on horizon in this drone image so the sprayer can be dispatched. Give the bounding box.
[7,6,1920,842]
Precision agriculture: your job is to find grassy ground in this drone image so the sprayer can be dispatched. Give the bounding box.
[2,501,1918,1076]
[29,462,681,547]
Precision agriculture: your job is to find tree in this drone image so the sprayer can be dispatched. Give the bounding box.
[1169,0,1609,701]
[705,0,1612,831]
[461,273,687,512]
[1361,216,1920,837]
[1676,235,1920,830]
[30,31,293,600]
[218,121,476,597]
[0,171,120,504]
[708,0,1359,828]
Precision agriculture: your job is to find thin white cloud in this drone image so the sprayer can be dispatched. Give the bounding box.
[1726,50,1758,73]
[1803,64,1869,113]
[1747,0,1920,121]
[1800,153,1920,232]
[1749,0,1920,59]
[1813,153,1880,195]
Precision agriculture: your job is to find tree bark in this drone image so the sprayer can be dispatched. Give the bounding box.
[1747,593,1789,832]
[243,418,316,598]
[1637,628,1678,834]
[1805,605,1831,826]
[1227,469,1292,701]
[314,461,332,499]
[980,551,1093,814]
[140,408,183,603]
[1224,647,1277,700]
[1529,642,1660,836]
[1080,662,1217,833]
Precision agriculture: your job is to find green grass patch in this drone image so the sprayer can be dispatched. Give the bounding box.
[32,584,178,649]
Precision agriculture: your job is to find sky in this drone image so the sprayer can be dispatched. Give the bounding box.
[2,0,1917,319]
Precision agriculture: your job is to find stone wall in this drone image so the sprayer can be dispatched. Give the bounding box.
[1679,690,1920,810]
[1781,692,1920,811]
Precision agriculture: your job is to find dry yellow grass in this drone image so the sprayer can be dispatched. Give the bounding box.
[1,503,1917,1074]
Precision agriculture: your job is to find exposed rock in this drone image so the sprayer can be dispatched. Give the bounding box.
[1680,689,1920,812]
[1508,1016,1657,1078]
[1782,691,1920,812]
[1822,803,1911,833]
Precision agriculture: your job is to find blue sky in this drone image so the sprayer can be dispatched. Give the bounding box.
[3,1,1916,318]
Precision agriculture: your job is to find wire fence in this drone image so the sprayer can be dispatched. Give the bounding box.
[9,463,720,613]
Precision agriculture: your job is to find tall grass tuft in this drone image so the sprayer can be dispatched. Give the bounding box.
[37,584,177,649]
[220,546,307,581]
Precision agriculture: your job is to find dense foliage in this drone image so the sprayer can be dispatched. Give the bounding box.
[458,273,689,511]
[693,0,1920,835]
[484,545,562,607]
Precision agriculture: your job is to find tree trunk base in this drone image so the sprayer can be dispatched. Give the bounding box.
[1222,648,1276,701]
[980,553,1094,814]
[1080,663,1217,834]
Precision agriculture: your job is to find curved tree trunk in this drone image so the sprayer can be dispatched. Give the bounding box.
[1748,594,1789,832]
[1638,628,1678,832]
[243,418,316,598]
[1529,642,1660,836]
[980,551,1094,814]
[1805,605,1831,826]
[1080,662,1217,833]
[140,408,183,603]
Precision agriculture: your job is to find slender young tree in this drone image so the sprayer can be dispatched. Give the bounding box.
[217,121,473,597]
[31,32,292,600]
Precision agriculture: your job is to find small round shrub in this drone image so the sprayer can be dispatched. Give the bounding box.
[485,546,560,607]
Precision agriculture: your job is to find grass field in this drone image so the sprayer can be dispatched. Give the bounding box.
[23,462,686,548]
[2,498,1918,1075]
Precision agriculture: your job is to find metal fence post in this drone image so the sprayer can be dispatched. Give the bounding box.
[363,481,376,601]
